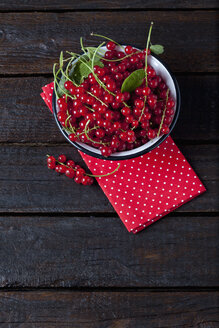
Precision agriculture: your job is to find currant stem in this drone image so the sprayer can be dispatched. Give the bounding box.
[145,21,153,88]
[157,89,170,137]
[90,32,125,50]
[87,163,121,178]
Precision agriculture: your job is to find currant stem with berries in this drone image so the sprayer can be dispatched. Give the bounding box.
[47,154,120,184]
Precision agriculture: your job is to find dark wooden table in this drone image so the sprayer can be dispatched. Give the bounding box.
[0,1,218,327]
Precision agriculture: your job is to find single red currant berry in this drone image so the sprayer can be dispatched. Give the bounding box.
[57,111,67,122]
[102,120,112,129]
[117,63,126,72]
[110,66,118,74]
[95,128,105,138]
[113,121,122,131]
[147,129,156,139]
[114,72,123,81]
[167,98,175,108]
[135,99,144,109]
[166,108,175,116]
[65,168,75,178]
[87,177,94,185]
[123,91,130,101]
[104,51,114,59]
[133,107,142,117]
[48,162,56,170]
[47,156,56,165]
[86,96,95,106]
[147,95,157,108]
[141,121,150,129]
[121,107,131,116]
[73,100,82,108]
[111,101,120,109]
[115,93,125,103]
[142,87,151,96]
[149,78,158,89]
[57,98,67,111]
[120,132,127,141]
[125,45,133,55]
[154,108,163,116]
[161,125,170,134]
[97,67,105,77]
[69,134,78,142]
[164,116,173,125]
[104,93,114,104]
[143,112,151,120]
[106,41,116,51]
[58,165,67,174]
[106,80,116,92]
[92,111,101,121]
[55,165,61,173]
[111,136,120,148]
[64,81,74,90]
[80,94,87,103]
[79,106,88,116]
[135,87,143,96]
[75,86,85,95]
[117,51,125,59]
[76,168,85,177]
[58,154,66,163]
[100,146,112,157]
[66,160,75,168]
[125,115,134,124]
[97,105,107,114]
[74,176,82,184]
[147,66,156,77]
[132,120,139,128]
[105,110,114,121]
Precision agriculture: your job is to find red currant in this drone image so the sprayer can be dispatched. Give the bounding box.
[58,154,66,163]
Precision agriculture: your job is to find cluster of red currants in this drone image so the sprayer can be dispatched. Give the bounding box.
[47,154,94,185]
[57,41,175,157]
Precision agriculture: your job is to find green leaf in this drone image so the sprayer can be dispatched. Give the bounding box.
[121,69,145,93]
[150,44,164,55]
[57,74,66,98]
[71,57,103,85]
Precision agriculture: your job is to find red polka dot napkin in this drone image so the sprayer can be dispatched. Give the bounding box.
[41,82,206,233]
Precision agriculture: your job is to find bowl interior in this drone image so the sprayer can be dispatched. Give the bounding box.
[54,46,179,160]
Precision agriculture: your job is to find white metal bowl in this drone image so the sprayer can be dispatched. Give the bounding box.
[53,46,180,160]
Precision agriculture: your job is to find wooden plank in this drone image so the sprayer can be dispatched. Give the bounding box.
[0,215,218,287]
[0,11,218,74]
[0,0,218,11]
[0,75,218,143]
[0,144,217,213]
[0,0,218,10]
[0,291,218,327]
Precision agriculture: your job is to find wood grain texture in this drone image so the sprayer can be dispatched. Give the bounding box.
[0,215,218,287]
[0,290,218,327]
[0,11,218,74]
[0,144,217,213]
[0,75,218,143]
[0,0,218,10]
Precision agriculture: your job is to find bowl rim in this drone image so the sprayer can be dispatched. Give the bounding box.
[52,53,181,161]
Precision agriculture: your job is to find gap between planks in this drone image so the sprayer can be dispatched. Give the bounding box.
[0,212,218,217]
[0,286,218,292]
[0,8,218,13]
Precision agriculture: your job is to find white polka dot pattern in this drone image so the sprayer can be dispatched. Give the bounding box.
[41,82,206,234]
